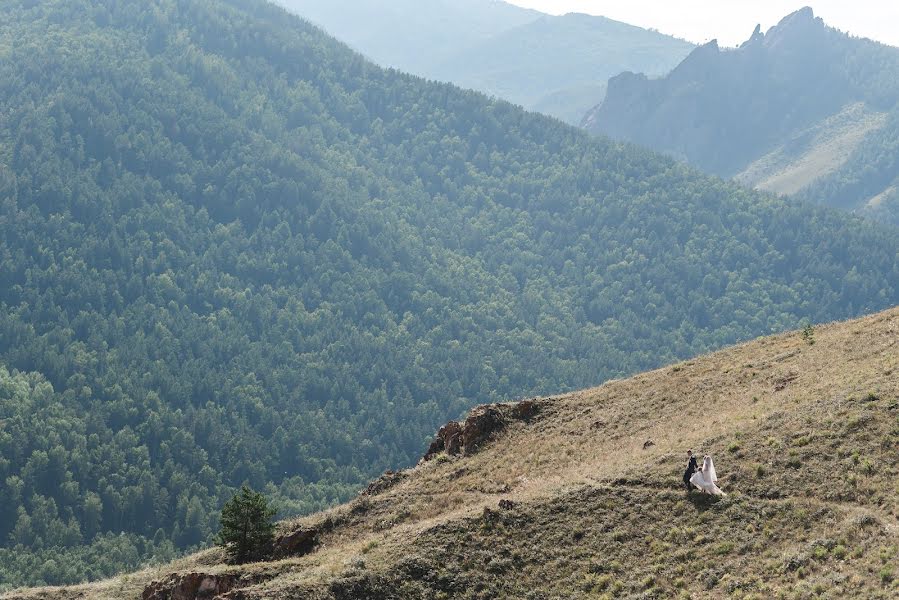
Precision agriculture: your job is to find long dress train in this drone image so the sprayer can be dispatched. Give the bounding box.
[690,456,725,496]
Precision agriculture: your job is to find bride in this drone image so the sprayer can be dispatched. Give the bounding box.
[689,455,726,496]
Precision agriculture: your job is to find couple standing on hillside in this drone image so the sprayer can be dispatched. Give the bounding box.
[683,450,726,496]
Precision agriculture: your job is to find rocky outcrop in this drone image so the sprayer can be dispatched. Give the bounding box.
[422,399,541,462]
[423,421,463,460]
[142,572,260,600]
[273,527,317,558]
[362,469,408,496]
[460,405,504,455]
[511,398,538,421]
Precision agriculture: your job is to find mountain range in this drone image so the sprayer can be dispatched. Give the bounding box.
[0,0,898,592]
[585,7,899,225]
[278,0,694,124]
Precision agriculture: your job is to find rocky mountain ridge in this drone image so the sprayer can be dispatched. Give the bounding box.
[584,7,899,224]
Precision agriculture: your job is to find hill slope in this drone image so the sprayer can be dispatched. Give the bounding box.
[5,307,898,599]
[1,0,899,588]
[279,0,694,124]
[274,0,542,74]
[584,7,899,225]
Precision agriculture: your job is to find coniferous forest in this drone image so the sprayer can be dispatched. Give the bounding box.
[1,0,898,588]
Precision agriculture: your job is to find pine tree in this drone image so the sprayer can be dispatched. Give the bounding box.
[218,486,276,564]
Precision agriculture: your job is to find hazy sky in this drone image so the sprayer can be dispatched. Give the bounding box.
[505,1,899,48]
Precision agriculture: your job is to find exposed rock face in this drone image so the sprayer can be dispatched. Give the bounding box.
[512,399,538,421]
[422,399,541,461]
[423,420,463,460]
[142,572,250,600]
[273,527,317,558]
[461,405,505,455]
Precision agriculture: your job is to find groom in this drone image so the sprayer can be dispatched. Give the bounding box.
[683,449,698,491]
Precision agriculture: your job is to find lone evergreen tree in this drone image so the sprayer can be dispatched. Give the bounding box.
[218,486,276,564]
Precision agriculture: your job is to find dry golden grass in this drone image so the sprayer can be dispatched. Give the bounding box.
[4,306,898,599]
[737,101,888,196]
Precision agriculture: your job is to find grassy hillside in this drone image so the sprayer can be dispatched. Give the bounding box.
[6,307,897,599]
[796,110,899,225]
[735,103,889,196]
[585,8,899,225]
[1,0,898,587]
[279,0,693,123]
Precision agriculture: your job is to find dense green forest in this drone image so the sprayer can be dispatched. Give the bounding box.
[281,0,693,124]
[1,0,898,589]
[585,7,899,224]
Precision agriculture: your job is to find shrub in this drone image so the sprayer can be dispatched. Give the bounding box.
[583,573,613,592]
[715,541,735,555]
[802,324,815,345]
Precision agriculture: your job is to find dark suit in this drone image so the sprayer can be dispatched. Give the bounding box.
[683,456,698,490]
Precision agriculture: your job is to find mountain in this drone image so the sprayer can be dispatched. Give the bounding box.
[584,7,899,225]
[5,307,898,599]
[1,0,899,589]
[274,0,542,74]
[278,0,694,124]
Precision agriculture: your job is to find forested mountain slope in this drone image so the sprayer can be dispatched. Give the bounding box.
[1,0,899,589]
[584,7,899,225]
[5,308,898,599]
[279,0,693,124]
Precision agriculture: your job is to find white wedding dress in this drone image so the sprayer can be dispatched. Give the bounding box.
[690,456,725,496]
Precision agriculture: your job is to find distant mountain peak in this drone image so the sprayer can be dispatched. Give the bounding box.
[783,6,816,23]
[664,38,719,82]
[741,24,763,48]
[763,6,826,48]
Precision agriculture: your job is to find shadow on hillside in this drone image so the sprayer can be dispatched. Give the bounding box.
[685,492,725,512]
